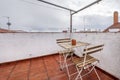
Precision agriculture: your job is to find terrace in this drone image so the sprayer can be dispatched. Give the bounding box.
[0,32,120,80]
[0,0,120,80]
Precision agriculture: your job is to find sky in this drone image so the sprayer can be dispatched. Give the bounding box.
[0,0,120,32]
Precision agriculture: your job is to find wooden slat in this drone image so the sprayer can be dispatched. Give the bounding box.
[73,44,104,68]
[84,44,104,51]
[83,44,104,55]
[56,38,71,43]
[56,38,70,41]
[84,47,103,55]
[72,55,98,68]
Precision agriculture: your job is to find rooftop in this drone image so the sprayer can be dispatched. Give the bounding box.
[103,11,120,32]
[0,28,16,33]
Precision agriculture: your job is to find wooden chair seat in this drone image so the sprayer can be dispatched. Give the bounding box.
[72,44,104,80]
[73,55,98,68]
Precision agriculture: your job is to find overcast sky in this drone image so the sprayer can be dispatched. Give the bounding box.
[0,0,120,32]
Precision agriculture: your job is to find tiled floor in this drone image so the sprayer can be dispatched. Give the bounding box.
[0,54,116,80]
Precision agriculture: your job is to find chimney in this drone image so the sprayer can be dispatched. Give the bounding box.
[114,11,118,24]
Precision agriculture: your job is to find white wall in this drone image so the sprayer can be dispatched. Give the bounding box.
[0,32,69,63]
[0,32,120,79]
[72,33,120,79]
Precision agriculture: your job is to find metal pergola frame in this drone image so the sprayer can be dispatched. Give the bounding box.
[38,0,102,33]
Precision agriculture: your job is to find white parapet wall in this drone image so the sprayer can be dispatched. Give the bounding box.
[0,32,120,79]
[72,33,120,79]
[0,32,70,63]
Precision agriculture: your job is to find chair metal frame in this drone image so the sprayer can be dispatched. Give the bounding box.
[56,38,75,80]
[73,44,104,80]
[58,49,74,70]
[56,38,73,68]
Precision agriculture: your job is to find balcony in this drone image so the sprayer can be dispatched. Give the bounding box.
[0,32,120,80]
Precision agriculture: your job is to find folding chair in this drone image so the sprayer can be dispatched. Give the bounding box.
[56,38,75,80]
[72,44,104,80]
[56,38,74,69]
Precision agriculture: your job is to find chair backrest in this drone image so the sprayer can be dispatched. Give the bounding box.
[56,38,71,43]
[83,44,104,55]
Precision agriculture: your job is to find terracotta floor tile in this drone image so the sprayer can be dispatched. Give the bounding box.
[49,73,68,80]
[0,63,15,80]
[0,54,117,80]
[29,72,48,80]
[0,76,8,80]
[9,71,28,80]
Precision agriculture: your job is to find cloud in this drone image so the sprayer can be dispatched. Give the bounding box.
[0,0,119,32]
[72,14,113,30]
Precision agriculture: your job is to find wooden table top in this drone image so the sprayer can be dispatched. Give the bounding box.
[58,41,90,49]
